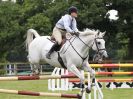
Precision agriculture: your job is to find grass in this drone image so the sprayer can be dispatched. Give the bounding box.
[0,79,132,99]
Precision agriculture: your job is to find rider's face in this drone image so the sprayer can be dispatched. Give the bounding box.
[71,12,78,18]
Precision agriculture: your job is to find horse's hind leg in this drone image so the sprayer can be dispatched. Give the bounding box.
[30,63,41,75]
[28,51,41,75]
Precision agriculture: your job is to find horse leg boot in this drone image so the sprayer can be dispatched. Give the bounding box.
[46,42,59,59]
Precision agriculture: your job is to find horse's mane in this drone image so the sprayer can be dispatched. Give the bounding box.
[80,28,99,36]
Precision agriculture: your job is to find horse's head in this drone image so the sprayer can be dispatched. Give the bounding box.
[91,31,108,59]
[78,28,108,60]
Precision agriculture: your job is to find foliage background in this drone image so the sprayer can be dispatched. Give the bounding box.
[0,0,133,62]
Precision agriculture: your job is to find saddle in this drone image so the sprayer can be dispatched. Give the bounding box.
[49,34,67,51]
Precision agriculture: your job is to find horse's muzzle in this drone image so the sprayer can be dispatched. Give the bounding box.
[102,51,108,58]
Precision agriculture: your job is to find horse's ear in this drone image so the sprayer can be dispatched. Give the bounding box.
[102,31,106,37]
[97,31,100,35]
[96,31,100,37]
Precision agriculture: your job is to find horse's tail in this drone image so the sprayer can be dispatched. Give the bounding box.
[26,29,40,51]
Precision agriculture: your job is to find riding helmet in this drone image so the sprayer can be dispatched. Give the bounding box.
[68,6,78,14]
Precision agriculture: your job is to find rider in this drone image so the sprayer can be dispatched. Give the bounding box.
[46,6,79,59]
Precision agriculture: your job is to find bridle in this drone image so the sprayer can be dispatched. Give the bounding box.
[68,35,106,62]
[76,36,106,55]
[94,37,106,55]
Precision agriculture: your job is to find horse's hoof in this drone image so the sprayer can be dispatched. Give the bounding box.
[32,72,40,76]
[33,74,39,76]
[77,94,82,99]
[86,88,91,94]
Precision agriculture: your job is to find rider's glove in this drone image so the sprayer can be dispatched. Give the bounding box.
[73,32,79,37]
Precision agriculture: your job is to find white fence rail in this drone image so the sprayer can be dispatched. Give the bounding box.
[48,67,103,99]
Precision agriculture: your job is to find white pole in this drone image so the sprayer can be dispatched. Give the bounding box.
[48,68,56,91]
[65,70,69,91]
[48,67,58,91]
[40,65,43,74]
[61,68,65,90]
[88,72,91,99]
[88,92,91,99]
[110,82,114,90]
[51,67,58,91]
[14,64,17,75]
[56,68,61,90]
[81,70,86,99]
[48,79,51,90]
[94,86,97,99]
[98,92,101,99]
[95,80,103,99]
[68,82,73,91]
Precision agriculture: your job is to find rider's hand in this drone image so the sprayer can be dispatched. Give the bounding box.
[73,32,79,37]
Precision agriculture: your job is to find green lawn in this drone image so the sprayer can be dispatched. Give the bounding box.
[0,80,132,99]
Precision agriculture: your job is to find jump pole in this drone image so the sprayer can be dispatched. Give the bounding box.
[90,64,133,68]
[97,78,133,82]
[0,75,78,81]
[68,72,133,76]
[69,78,133,83]
[0,89,81,98]
[95,72,133,75]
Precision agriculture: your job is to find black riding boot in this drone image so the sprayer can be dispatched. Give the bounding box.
[46,42,59,59]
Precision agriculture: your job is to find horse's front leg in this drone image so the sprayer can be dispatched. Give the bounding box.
[82,61,96,93]
[83,61,95,79]
[67,64,85,96]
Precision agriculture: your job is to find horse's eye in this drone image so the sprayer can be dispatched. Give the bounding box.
[97,42,100,44]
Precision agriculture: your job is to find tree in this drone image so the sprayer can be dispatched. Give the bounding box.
[0,2,23,61]
[0,0,133,62]
[0,0,52,62]
[26,13,52,35]
[104,0,133,59]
